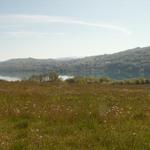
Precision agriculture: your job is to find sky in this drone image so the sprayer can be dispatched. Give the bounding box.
[0,0,150,60]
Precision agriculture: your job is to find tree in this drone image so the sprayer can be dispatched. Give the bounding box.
[48,72,59,82]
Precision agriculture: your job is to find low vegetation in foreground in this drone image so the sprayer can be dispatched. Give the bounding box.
[0,81,150,150]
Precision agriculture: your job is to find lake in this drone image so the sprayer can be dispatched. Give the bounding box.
[0,75,73,82]
[59,75,74,81]
[0,75,21,81]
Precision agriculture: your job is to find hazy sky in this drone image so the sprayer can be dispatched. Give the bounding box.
[0,0,150,60]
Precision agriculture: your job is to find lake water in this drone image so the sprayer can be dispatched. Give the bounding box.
[0,75,73,82]
[0,75,21,81]
[59,75,74,81]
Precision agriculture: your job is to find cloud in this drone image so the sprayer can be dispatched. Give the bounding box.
[0,31,64,38]
[0,14,132,35]
[0,31,47,38]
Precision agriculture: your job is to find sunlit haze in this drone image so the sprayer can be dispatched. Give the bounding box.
[0,0,150,60]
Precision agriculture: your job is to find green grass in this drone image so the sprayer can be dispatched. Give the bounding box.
[0,81,150,149]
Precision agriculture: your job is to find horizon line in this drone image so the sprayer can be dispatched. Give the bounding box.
[0,46,147,62]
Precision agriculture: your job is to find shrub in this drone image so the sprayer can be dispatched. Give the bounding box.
[15,119,29,129]
[66,78,76,83]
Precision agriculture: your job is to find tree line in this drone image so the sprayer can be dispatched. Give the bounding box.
[27,71,150,85]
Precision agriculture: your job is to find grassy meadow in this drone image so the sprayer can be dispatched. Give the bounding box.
[0,81,150,150]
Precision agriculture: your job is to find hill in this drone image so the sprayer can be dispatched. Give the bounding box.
[0,46,150,79]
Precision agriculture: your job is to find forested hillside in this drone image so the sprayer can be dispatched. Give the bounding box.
[0,46,150,79]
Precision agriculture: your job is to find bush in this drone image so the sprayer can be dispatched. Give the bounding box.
[15,119,29,129]
[99,77,112,83]
[48,72,59,82]
[65,76,113,84]
[66,78,76,83]
[28,72,60,82]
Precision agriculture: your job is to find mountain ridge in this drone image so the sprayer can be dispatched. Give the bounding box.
[0,46,150,79]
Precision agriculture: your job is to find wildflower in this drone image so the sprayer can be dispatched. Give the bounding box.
[104,120,107,123]
[16,108,20,114]
[36,129,39,132]
[39,135,43,139]
[33,104,36,108]
[129,107,132,110]
[127,111,130,114]
[133,132,136,136]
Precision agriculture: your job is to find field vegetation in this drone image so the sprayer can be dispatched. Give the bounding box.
[0,80,150,149]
